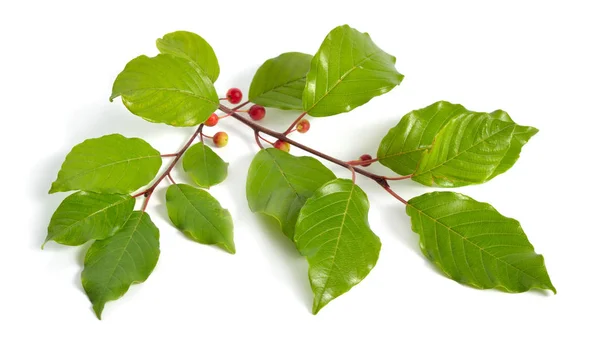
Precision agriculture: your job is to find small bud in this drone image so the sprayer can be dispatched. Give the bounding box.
[274,140,291,153]
[226,88,243,104]
[248,105,266,121]
[296,119,310,133]
[205,113,219,127]
[359,154,373,167]
[213,131,229,148]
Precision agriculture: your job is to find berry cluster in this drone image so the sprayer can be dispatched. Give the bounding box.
[207,88,319,152]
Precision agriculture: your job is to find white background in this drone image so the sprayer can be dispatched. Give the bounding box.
[2,0,599,350]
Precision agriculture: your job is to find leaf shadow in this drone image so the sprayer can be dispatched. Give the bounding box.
[254,214,313,313]
[222,151,313,312]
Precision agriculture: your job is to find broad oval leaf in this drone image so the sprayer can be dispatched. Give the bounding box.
[49,134,162,194]
[377,101,469,175]
[246,148,335,239]
[248,52,313,110]
[45,191,134,246]
[303,25,404,117]
[294,179,381,314]
[406,192,555,293]
[377,101,538,180]
[81,211,160,319]
[182,142,228,188]
[156,31,220,82]
[165,184,235,253]
[110,54,219,127]
[412,114,517,187]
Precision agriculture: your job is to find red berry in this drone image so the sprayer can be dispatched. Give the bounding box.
[274,140,290,153]
[359,154,373,167]
[296,119,310,133]
[205,113,219,127]
[248,105,266,121]
[213,131,228,148]
[226,88,243,104]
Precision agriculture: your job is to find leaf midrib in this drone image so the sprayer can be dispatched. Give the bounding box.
[116,87,218,105]
[305,50,380,113]
[409,205,544,286]
[416,122,515,176]
[51,195,132,240]
[57,154,160,185]
[317,184,356,304]
[175,186,224,236]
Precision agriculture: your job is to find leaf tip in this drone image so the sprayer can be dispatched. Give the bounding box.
[93,303,105,320]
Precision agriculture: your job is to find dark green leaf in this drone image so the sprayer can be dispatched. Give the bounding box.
[165,184,235,253]
[246,148,335,239]
[249,52,312,110]
[110,54,219,127]
[49,134,162,194]
[412,114,518,187]
[81,211,160,319]
[156,31,220,82]
[45,192,134,246]
[406,192,555,293]
[303,25,403,117]
[182,142,228,188]
[294,179,381,314]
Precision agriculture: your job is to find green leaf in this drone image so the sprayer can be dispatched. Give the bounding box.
[412,114,518,187]
[377,101,538,181]
[248,52,313,110]
[406,192,555,293]
[45,192,134,247]
[110,54,219,127]
[294,179,381,314]
[488,110,539,179]
[165,184,235,253]
[182,142,228,188]
[302,25,403,117]
[49,134,162,194]
[246,148,335,239]
[377,101,470,175]
[156,31,220,82]
[81,211,160,319]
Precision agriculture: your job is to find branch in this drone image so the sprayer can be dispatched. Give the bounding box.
[133,124,204,211]
[218,104,408,204]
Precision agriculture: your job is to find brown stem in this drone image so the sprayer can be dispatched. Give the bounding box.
[134,124,204,211]
[218,104,408,203]
[382,186,408,205]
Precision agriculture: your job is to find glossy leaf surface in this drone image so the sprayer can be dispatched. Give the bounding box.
[303,25,403,116]
[377,101,538,181]
[46,192,134,246]
[156,31,220,82]
[406,192,555,293]
[249,52,312,110]
[412,114,516,187]
[81,211,160,319]
[246,148,335,239]
[110,54,219,126]
[378,101,469,175]
[295,179,381,314]
[182,142,228,188]
[50,134,161,194]
[165,184,235,253]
